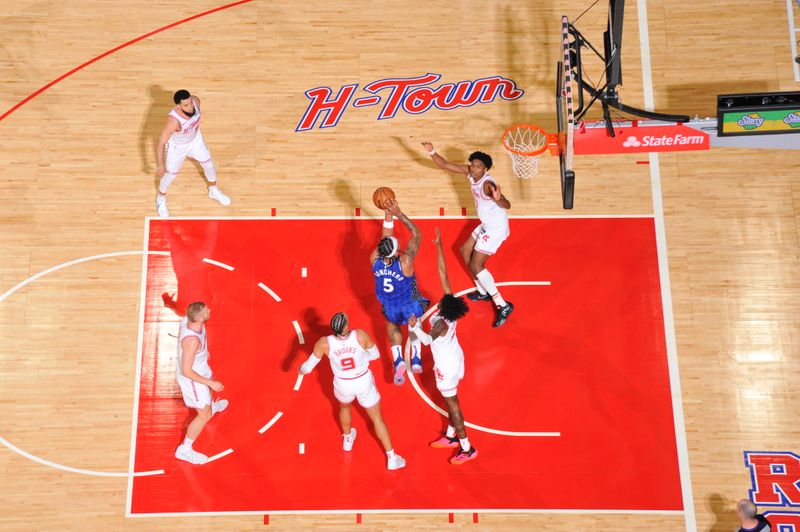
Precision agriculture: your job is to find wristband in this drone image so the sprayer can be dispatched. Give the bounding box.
[428,149,436,156]
[383,220,394,229]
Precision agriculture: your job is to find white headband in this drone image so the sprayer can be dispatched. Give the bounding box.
[386,236,399,258]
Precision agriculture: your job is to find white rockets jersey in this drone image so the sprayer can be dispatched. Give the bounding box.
[327,331,370,379]
[428,313,463,362]
[167,102,201,145]
[177,317,211,379]
[470,172,509,232]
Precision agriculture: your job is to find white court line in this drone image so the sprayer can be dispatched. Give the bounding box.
[637,1,696,530]
[293,374,304,391]
[298,443,305,454]
[301,267,307,277]
[0,249,171,483]
[206,448,234,462]
[258,411,284,434]
[147,214,654,221]
[292,320,305,344]
[202,257,234,271]
[0,436,164,478]
[787,0,800,81]
[406,283,560,438]
[129,508,684,518]
[257,282,282,302]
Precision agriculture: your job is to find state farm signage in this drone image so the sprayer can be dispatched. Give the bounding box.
[574,123,710,154]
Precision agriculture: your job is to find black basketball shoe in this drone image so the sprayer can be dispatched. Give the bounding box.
[492,302,514,327]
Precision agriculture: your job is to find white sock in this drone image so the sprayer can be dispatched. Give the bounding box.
[459,437,471,451]
[344,428,354,437]
[208,184,219,192]
[410,338,421,361]
[476,269,506,307]
[391,345,403,363]
[386,449,396,458]
[446,425,456,438]
[473,278,487,295]
[182,436,194,448]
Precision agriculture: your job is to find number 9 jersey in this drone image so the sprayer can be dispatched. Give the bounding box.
[372,257,429,325]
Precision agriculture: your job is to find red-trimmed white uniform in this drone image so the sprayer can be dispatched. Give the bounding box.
[429,313,465,398]
[176,316,213,408]
[165,103,211,173]
[327,331,380,408]
[469,172,510,255]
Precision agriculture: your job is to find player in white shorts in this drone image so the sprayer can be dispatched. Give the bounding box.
[155,89,231,217]
[299,312,406,471]
[409,228,477,465]
[174,301,229,465]
[421,141,514,327]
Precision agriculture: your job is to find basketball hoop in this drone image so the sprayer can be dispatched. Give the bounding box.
[501,124,558,179]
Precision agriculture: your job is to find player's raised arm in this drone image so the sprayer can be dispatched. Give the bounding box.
[386,199,422,260]
[299,337,328,374]
[421,141,469,175]
[433,228,452,295]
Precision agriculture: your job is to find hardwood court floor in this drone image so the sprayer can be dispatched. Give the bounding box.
[0,1,799,530]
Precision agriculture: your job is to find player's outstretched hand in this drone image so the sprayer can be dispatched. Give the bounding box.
[433,227,442,246]
[209,380,224,392]
[408,315,418,328]
[421,141,434,153]
[385,198,402,216]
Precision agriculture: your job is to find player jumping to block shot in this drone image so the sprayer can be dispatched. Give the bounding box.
[421,142,514,327]
[409,228,477,465]
[370,198,429,385]
[298,312,407,471]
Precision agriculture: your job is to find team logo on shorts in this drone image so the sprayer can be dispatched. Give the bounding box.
[434,367,444,382]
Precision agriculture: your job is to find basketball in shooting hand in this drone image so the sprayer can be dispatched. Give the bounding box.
[372,187,396,209]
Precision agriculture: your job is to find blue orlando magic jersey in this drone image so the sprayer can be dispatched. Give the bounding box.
[372,258,420,306]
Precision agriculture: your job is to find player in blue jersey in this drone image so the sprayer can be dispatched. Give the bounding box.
[370,198,429,385]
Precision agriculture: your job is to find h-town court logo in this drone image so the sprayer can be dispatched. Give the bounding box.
[296,73,524,131]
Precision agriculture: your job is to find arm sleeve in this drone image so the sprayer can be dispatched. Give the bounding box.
[365,345,380,361]
[410,324,433,346]
[299,355,322,374]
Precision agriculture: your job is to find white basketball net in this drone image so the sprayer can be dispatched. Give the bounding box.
[502,126,548,179]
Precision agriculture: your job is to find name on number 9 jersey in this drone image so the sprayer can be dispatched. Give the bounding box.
[372,258,420,306]
[327,331,370,378]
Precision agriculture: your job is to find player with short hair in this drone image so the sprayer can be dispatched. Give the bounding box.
[370,198,429,385]
[174,301,229,464]
[421,142,514,327]
[298,312,406,471]
[155,89,231,216]
[409,228,477,464]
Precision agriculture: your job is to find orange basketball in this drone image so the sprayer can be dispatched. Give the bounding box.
[372,187,396,209]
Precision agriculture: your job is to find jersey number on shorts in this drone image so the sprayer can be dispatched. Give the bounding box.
[341,357,355,370]
[382,278,394,293]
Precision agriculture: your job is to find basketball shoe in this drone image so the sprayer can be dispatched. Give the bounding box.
[212,399,228,415]
[208,186,231,206]
[387,453,407,471]
[156,195,169,217]
[467,290,491,302]
[450,447,478,465]
[492,302,514,328]
[393,357,406,385]
[430,435,460,449]
[175,444,208,465]
[343,428,357,451]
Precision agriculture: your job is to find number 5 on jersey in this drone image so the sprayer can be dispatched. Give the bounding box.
[383,278,394,293]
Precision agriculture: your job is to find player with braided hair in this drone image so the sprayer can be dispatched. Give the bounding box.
[298,312,406,470]
[409,228,477,465]
[370,198,429,385]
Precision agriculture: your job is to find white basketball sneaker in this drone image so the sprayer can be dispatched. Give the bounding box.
[342,428,357,451]
[208,186,231,206]
[211,399,229,415]
[175,444,208,465]
[156,195,169,217]
[387,453,406,471]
